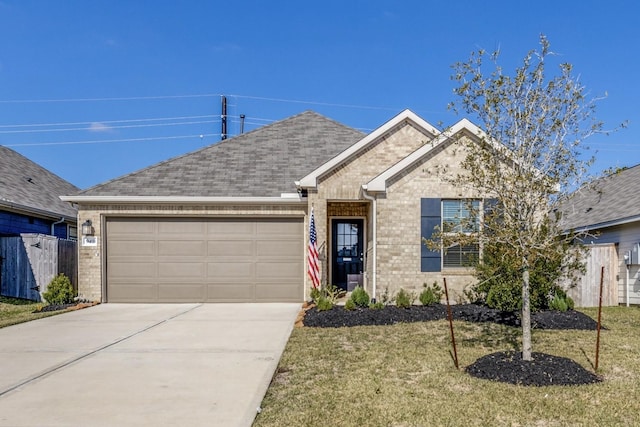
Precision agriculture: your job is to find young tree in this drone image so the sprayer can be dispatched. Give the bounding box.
[446,35,614,360]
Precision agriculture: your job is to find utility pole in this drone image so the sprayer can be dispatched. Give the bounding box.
[221,95,227,140]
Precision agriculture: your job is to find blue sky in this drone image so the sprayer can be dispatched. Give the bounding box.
[1,1,638,189]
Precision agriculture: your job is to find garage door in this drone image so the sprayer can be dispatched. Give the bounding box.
[105,217,304,303]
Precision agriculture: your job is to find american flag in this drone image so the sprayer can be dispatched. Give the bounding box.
[308,208,320,289]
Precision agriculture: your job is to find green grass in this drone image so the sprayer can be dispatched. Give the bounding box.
[254,307,640,427]
[0,296,70,328]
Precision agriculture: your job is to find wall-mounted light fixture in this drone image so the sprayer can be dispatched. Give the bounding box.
[81,219,94,236]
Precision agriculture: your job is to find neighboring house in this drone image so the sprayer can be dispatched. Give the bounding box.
[62,110,498,303]
[559,165,640,306]
[0,146,78,239]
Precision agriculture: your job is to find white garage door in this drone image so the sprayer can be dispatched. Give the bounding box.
[105,217,304,302]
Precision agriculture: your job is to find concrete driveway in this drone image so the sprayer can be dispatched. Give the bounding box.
[0,303,300,426]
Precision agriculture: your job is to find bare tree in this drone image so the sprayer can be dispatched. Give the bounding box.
[444,35,618,360]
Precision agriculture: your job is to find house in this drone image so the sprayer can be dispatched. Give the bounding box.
[0,146,78,239]
[559,165,640,306]
[61,110,497,303]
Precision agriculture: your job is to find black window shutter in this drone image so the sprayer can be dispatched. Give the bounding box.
[421,198,441,272]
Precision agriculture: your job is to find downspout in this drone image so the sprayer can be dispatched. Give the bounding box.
[362,185,377,302]
[626,265,630,307]
[51,217,65,237]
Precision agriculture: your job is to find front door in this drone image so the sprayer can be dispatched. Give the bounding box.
[331,219,364,291]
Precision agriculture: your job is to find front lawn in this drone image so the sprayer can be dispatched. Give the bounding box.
[254,307,640,427]
[0,296,71,328]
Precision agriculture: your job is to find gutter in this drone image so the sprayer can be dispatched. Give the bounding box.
[60,195,307,205]
[0,199,75,223]
[566,214,640,234]
[361,185,377,302]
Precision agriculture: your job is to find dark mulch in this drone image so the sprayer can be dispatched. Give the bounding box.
[466,351,602,386]
[33,300,97,313]
[303,303,600,330]
[303,303,603,387]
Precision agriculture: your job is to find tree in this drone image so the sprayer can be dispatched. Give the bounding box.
[444,35,615,360]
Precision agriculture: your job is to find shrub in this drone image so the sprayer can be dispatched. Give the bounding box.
[549,289,574,312]
[419,282,443,306]
[43,274,75,305]
[323,284,343,304]
[344,299,356,311]
[349,286,370,308]
[310,287,321,302]
[395,288,412,309]
[486,283,521,312]
[369,301,385,310]
[316,296,333,312]
[472,238,585,312]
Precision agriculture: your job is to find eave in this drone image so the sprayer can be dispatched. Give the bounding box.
[59,195,307,206]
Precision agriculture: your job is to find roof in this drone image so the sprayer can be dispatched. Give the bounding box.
[298,109,439,188]
[559,164,640,231]
[77,111,364,198]
[0,146,79,220]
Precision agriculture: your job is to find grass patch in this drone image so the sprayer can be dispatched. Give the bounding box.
[0,296,70,328]
[254,307,640,427]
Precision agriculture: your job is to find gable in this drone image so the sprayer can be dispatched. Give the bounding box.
[366,118,485,193]
[297,109,439,189]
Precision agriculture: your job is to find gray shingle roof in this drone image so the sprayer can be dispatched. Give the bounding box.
[0,146,79,219]
[79,111,364,197]
[559,164,640,230]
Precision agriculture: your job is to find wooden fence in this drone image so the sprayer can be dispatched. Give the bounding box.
[0,234,77,301]
[564,243,618,307]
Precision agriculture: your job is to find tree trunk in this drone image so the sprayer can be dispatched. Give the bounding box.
[521,263,532,361]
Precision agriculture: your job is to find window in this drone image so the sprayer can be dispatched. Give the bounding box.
[421,198,482,272]
[442,200,479,268]
[68,225,78,241]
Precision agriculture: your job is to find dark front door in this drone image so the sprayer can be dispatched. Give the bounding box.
[332,219,364,291]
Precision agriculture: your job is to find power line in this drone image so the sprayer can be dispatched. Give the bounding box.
[0,119,219,134]
[229,94,401,112]
[0,114,214,128]
[3,134,218,147]
[0,94,222,104]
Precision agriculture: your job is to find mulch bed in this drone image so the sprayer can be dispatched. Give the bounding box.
[302,303,603,387]
[303,303,600,330]
[34,301,98,313]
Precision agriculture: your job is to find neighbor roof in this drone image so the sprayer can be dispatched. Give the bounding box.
[0,146,79,219]
[77,111,364,198]
[559,164,640,231]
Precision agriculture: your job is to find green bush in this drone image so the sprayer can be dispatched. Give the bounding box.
[349,286,370,308]
[310,287,321,302]
[395,288,412,309]
[344,299,356,311]
[549,289,574,312]
[486,283,521,312]
[419,282,443,306]
[369,301,385,310]
[42,274,75,305]
[471,237,585,312]
[316,296,333,312]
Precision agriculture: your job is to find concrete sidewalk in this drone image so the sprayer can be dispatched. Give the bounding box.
[0,303,300,426]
